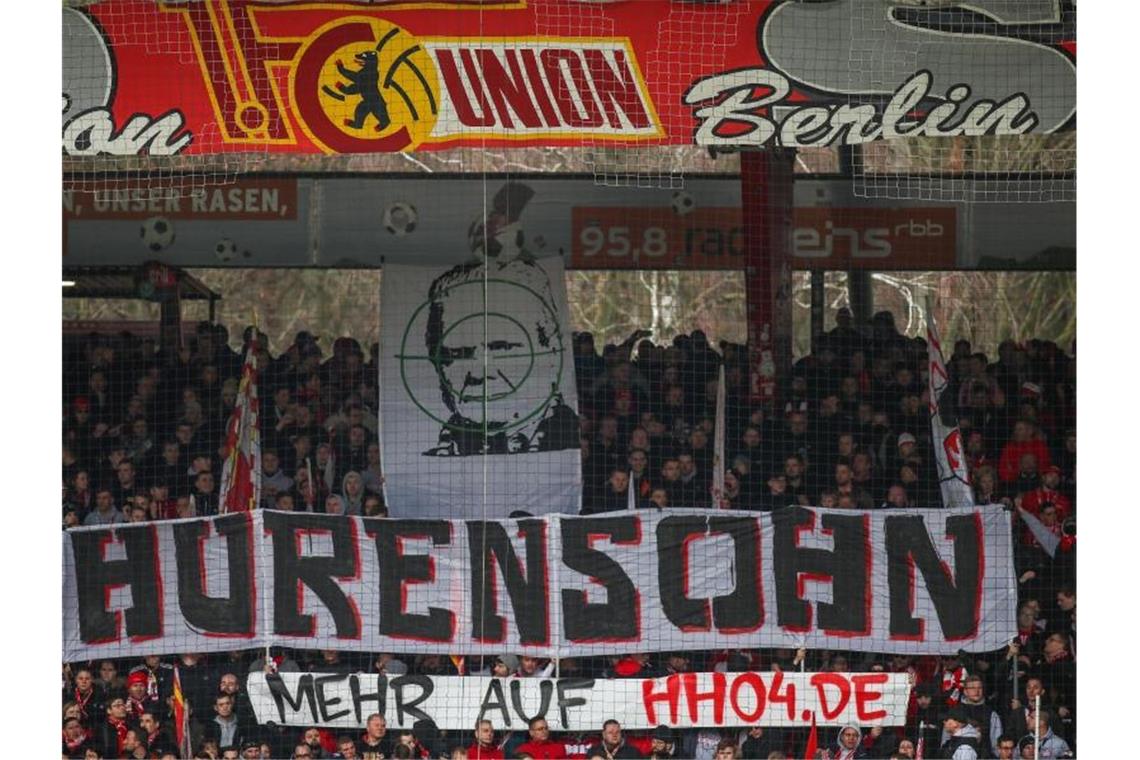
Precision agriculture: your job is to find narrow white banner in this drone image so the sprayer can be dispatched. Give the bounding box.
[247,672,912,730]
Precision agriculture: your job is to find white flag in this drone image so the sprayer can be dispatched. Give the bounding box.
[926,301,975,509]
[712,364,727,509]
[1018,507,1061,558]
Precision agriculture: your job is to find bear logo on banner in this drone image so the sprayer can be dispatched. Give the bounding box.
[294,16,440,153]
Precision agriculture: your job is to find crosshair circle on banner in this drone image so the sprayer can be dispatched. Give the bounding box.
[397,277,566,434]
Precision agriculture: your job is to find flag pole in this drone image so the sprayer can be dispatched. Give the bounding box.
[306,456,316,512]
[712,364,726,509]
[1034,694,1041,760]
[247,313,272,671]
[1011,643,1020,722]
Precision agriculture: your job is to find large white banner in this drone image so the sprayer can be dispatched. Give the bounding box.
[380,251,581,518]
[247,671,912,730]
[63,508,1016,662]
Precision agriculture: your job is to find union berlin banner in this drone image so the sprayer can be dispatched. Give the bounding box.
[63,1,1076,158]
[247,671,912,729]
[380,218,580,518]
[62,507,1016,662]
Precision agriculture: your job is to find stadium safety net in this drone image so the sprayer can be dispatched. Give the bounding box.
[61,2,1076,759]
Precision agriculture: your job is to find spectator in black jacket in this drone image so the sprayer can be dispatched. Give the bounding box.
[201,693,244,749]
[586,720,643,759]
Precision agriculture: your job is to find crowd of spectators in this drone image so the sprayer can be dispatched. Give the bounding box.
[62,310,1076,758]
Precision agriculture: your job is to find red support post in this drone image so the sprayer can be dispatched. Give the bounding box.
[740,148,796,409]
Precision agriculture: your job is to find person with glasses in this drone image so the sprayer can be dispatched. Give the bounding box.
[514,717,575,760]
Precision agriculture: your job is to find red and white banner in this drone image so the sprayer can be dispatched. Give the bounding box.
[219,340,261,513]
[64,1,1074,158]
[63,507,1016,662]
[247,671,912,730]
[926,304,975,509]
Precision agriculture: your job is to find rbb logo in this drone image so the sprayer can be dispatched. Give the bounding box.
[896,219,945,238]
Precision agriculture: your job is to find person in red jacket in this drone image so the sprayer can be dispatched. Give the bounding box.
[998,421,1052,483]
[1021,466,1072,520]
[515,717,577,760]
[466,720,505,760]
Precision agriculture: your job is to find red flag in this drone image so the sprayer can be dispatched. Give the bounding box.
[172,665,191,759]
[803,711,818,760]
[220,339,261,513]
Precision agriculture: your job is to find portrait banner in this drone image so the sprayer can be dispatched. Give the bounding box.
[380,238,580,518]
[247,671,913,729]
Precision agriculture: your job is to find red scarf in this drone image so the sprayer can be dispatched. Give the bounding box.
[63,727,89,753]
[145,669,160,701]
[126,695,148,721]
[73,687,94,721]
[941,666,967,705]
[107,717,129,756]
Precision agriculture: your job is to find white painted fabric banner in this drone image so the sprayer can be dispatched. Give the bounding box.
[62,508,1016,662]
[247,672,913,730]
[380,255,581,518]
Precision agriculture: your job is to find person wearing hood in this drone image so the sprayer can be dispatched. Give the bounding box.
[832,725,869,759]
[341,471,365,515]
[940,707,982,759]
